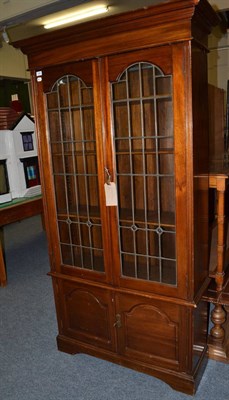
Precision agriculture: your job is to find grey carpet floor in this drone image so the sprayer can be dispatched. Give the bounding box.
[0,215,229,400]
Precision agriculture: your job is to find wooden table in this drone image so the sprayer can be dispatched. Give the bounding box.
[0,196,43,287]
[203,172,229,362]
[209,174,229,290]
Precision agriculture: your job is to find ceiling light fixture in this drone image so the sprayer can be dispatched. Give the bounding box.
[44,5,109,29]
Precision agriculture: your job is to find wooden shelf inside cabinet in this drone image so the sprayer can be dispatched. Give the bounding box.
[50,144,97,153]
[119,209,175,228]
[66,254,105,273]
[48,104,94,111]
[121,259,176,285]
[52,151,97,157]
[112,94,172,103]
[115,148,174,155]
[57,206,101,221]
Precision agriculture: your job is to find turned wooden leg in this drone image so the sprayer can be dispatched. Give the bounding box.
[208,175,229,361]
[215,189,226,291]
[210,303,226,343]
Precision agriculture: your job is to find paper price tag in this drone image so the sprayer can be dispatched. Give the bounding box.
[104,182,118,206]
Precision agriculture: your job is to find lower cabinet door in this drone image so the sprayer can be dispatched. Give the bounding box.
[59,280,116,352]
[115,293,185,370]
[58,280,189,371]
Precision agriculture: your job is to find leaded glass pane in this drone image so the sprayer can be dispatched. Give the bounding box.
[46,75,104,273]
[111,62,176,286]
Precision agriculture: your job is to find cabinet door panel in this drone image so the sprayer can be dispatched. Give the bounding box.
[43,62,111,282]
[108,53,177,292]
[60,281,116,351]
[115,293,181,370]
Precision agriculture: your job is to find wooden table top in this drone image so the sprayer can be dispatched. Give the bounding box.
[0,195,43,226]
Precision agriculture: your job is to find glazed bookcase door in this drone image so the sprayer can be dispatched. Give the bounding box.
[108,50,177,294]
[44,62,111,283]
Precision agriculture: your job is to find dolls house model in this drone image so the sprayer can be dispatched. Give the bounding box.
[0,107,41,204]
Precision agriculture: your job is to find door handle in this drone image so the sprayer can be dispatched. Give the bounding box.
[113,313,122,328]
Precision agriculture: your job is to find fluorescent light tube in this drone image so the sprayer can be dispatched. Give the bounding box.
[44,5,109,29]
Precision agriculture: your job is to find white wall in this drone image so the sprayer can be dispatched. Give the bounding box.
[0,0,57,22]
[208,26,229,94]
[0,41,30,79]
[208,0,228,11]
[208,1,229,94]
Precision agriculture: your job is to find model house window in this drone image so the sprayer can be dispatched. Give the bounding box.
[20,157,40,188]
[21,132,34,151]
[0,160,9,195]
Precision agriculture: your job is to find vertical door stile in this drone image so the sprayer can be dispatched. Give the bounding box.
[101,57,122,288]
[172,42,192,300]
[32,71,62,273]
[92,58,114,284]
[32,70,65,338]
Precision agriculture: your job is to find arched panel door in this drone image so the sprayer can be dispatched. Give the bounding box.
[106,49,180,296]
[43,61,112,284]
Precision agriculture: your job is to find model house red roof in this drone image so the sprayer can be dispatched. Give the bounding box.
[0,107,23,130]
